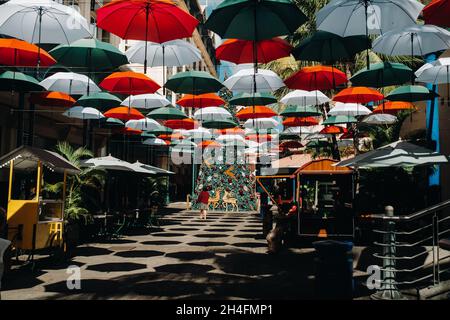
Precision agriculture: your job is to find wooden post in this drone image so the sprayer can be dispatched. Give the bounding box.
[8,160,14,202]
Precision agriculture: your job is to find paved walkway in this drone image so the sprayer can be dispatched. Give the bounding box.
[1,205,317,300]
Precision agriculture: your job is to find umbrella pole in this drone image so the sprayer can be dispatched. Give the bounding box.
[162,45,166,96]
[36,7,43,78]
[144,5,150,74]
[411,33,415,85]
[447,65,449,108]
[364,0,370,69]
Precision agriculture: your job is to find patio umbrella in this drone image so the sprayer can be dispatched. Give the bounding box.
[280,90,330,106]
[125,118,161,131]
[423,0,450,28]
[386,85,438,102]
[143,137,167,146]
[63,106,104,120]
[328,102,372,116]
[40,72,100,95]
[320,126,348,134]
[224,68,284,93]
[97,0,199,73]
[333,87,383,104]
[350,62,413,87]
[77,92,122,109]
[177,93,225,108]
[122,94,171,110]
[236,106,277,119]
[148,106,187,120]
[362,113,397,125]
[282,117,319,127]
[336,140,448,168]
[104,106,145,121]
[280,105,322,117]
[229,92,277,106]
[284,66,347,91]
[203,119,238,129]
[193,107,232,121]
[0,71,45,92]
[322,115,358,125]
[373,101,416,114]
[100,71,160,95]
[79,154,134,171]
[30,91,75,107]
[165,71,224,94]
[244,117,279,129]
[216,38,292,64]
[415,58,450,106]
[165,118,198,130]
[0,38,56,67]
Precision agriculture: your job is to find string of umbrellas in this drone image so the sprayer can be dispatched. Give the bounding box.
[0,0,449,163]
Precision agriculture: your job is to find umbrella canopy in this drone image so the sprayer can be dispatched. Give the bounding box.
[159,133,184,141]
[236,106,277,119]
[306,132,330,140]
[125,118,161,131]
[362,113,397,124]
[100,71,160,95]
[147,125,173,135]
[216,134,245,143]
[246,134,273,142]
[193,107,232,121]
[122,94,171,110]
[216,127,245,135]
[280,89,330,106]
[244,117,279,129]
[205,0,307,41]
[284,65,347,91]
[328,102,372,116]
[202,119,238,129]
[143,137,168,146]
[280,140,303,149]
[80,154,134,171]
[322,115,358,125]
[104,106,145,121]
[283,117,320,127]
[77,92,122,109]
[99,117,124,128]
[30,91,75,107]
[0,38,56,67]
[423,0,450,28]
[333,86,383,104]
[116,127,143,135]
[386,85,437,102]
[186,127,214,139]
[224,68,284,92]
[63,106,104,120]
[40,72,100,95]
[415,57,450,84]
[229,92,277,106]
[320,126,348,134]
[350,62,413,87]
[177,93,225,108]
[280,105,322,117]
[373,101,416,114]
[148,106,187,120]
[165,118,198,130]
[293,31,370,62]
[197,140,222,149]
[0,0,92,44]
[279,132,301,140]
[165,71,224,94]
[0,71,44,92]
[336,140,448,168]
[216,38,292,64]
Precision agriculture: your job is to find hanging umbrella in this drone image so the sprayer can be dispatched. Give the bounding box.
[203,119,239,129]
[122,94,171,110]
[229,92,277,106]
[236,106,277,119]
[165,118,199,130]
[328,102,372,116]
[423,0,450,28]
[280,90,330,106]
[159,133,184,141]
[148,106,187,120]
[415,58,450,106]
[0,38,56,67]
[280,105,322,117]
[333,87,383,104]
[63,106,104,120]
[373,101,416,114]
[193,107,232,121]
[147,125,173,135]
[125,118,161,131]
[244,118,279,129]
[322,115,358,125]
[99,117,124,128]
[177,93,225,108]
[40,72,101,95]
[165,71,224,94]
[186,127,214,140]
[216,134,245,143]
[77,92,122,109]
[279,132,301,140]
[0,71,44,92]
[143,137,167,146]
[305,133,330,141]
[216,127,245,135]
[30,91,75,107]
[386,85,438,102]
[224,68,284,92]
[197,140,222,149]
[104,106,145,121]
[280,140,303,149]
[284,65,347,91]
[320,126,348,134]
[246,134,273,142]
[216,38,292,64]
[100,71,160,95]
[362,113,397,125]
[115,127,143,136]
[350,62,413,87]
[282,117,319,127]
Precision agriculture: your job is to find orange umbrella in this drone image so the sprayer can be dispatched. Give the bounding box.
[99,71,160,95]
[245,134,273,142]
[284,65,347,91]
[320,126,348,134]
[114,127,142,135]
[159,133,185,140]
[176,93,225,108]
[164,118,199,130]
[216,127,245,135]
[333,87,384,104]
[197,140,222,149]
[280,140,303,149]
[104,106,145,121]
[282,117,319,127]
[373,101,416,114]
[0,39,56,67]
[30,91,75,107]
[236,106,278,120]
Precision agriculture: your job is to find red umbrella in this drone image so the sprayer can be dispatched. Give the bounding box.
[30,91,75,107]
[284,65,347,91]
[340,131,354,140]
[197,140,222,149]
[320,126,348,135]
[280,140,303,149]
[372,101,416,114]
[423,0,450,28]
[216,127,245,135]
[115,127,142,135]
[164,118,199,130]
[245,134,273,142]
[236,106,278,120]
[282,117,319,127]
[99,71,160,95]
[216,38,292,64]
[159,133,185,140]
[176,93,225,108]
[104,106,145,121]
[333,87,383,104]
[0,39,56,67]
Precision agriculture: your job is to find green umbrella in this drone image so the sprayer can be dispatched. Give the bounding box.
[99,117,124,128]
[386,85,438,102]
[146,126,173,135]
[0,71,44,92]
[350,62,413,88]
[280,105,322,117]
[141,132,156,138]
[306,140,330,148]
[148,106,187,120]
[49,38,128,71]
[202,119,238,129]
[293,31,370,63]
[229,92,277,105]
[322,115,357,125]
[77,92,122,109]
[165,71,224,94]
[279,132,300,140]
[205,0,307,41]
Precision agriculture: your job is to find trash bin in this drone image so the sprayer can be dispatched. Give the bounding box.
[313,240,354,300]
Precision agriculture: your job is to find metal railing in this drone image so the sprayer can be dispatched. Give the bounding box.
[366,201,450,299]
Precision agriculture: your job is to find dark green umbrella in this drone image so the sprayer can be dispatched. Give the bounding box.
[280,105,322,117]
[293,31,370,63]
[229,92,277,105]
[279,132,300,140]
[49,38,128,71]
[141,132,156,138]
[77,92,122,109]
[147,106,187,120]
[0,71,44,92]
[306,140,330,148]
[99,117,124,128]
[146,126,173,135]
[350,62,413,88]
[165,71,224,94]
[202,119,238,129]
[386,85,439,102]
[322,115,357,125]
[205,0,307,41]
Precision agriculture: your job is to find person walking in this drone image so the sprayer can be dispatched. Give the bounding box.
[197,186,210,220]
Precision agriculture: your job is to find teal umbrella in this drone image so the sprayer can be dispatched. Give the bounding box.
[322,115,357,125]
[280,105,322,117]
[229,92,277,105]
[386,85,438,102]
[148,106,187,120]
[77,92,122,109]
[165,71,224,94]
[141,132,156,138]
[202,119,238,129]
[146,126,173,135]
[0,71,44,92]
[99,117,124,128]
[350,62,413,88]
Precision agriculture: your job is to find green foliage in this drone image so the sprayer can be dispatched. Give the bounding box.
[140,176,168,207]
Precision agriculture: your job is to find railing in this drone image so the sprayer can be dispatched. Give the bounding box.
[365,201,450,299]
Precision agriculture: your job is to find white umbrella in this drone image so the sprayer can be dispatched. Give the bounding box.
[63,106,104,120]
[245,140,260,149]
[186,127,214,140]
[80,155,134,171]
[40,72,100,95]
[125,118,160,131]
[280,90,330,106]
[328,102,372,116]
[224,68,284,93]
[143,138,167,146]
[305,133,331,140]
[362,113,397,125]
[122,94,171,110]
[193,107,232,121]
[245,128,280,135]
[0,0,92,45]
[283,126,316,135]
[415,57,450,106]
[244,118,279,129]
[217,134,245,143]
